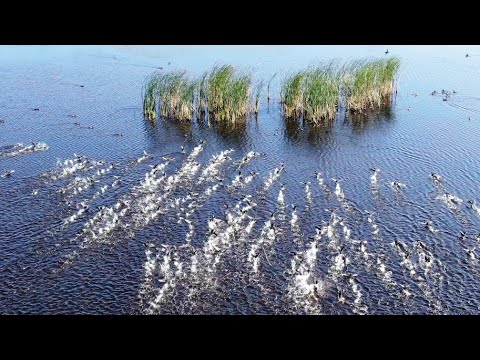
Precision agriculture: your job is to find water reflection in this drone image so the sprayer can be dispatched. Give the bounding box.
[211,117,249,148]
[283,115,334,146]
[344,102,396,134]
[142,117,194,147]
[142,98,399,152]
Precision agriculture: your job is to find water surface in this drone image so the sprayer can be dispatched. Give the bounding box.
[1,45,480,314]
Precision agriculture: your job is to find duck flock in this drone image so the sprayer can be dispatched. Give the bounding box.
[2,140,480,315]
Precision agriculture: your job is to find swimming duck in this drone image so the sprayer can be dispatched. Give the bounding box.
[1,169,15,177]
[370,168,379,185]
[430,173,442,182]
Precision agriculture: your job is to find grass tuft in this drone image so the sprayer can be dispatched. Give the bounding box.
[143,65,255,124]
[344,57,400,112]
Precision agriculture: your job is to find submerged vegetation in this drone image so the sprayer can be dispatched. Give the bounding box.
[143,58,400,126]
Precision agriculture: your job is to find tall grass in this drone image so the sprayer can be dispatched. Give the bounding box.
[344,57,400,112]
[143,58,400,125]
[143,65,255,123]
[281,64,340,124]
[281,58,400,124]
[156,71,195,121]
[303,67,340,123]
[206,65,252,123]
[143,71,195,121]
[197,71,209,117]
[282,72,306,119]
[143,74,157,121]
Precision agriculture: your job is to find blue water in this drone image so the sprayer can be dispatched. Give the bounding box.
[1,45,480,314]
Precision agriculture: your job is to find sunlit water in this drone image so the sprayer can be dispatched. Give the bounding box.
[1,45,480,314]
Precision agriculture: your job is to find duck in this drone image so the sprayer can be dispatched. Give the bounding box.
[277,184,285,204]
[275,163,284,175]
[445,192,462,205]
[421,220,437,234]
[304,181,313,200]
[468,199,479,208]
[290,205,299,228]
[234,171,242,182]
[391,181,406,190]
[394,239,408,253]
[430,173,442,182]
[1,169,15,178]
[370,168,379,185]
[466,248,476,260]
[341,221,351,239]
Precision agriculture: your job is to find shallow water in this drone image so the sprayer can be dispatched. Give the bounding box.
[1,45,480,314]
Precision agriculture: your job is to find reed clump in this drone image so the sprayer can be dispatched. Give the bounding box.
[303,67,340,123]
[281,57,400,124]
[206,65,252,123]
[143,74,157,121]
[281,64,341,124]
[344,57,400,112]
[143,65,256,124]
[155,71,195,121]
[282,72,306,119]
[143,58,400,125]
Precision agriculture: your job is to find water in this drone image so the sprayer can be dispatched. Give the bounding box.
[1,45,480,314]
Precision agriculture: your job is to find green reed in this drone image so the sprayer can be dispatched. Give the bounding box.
[281,63,341,123]
[206,65,252,123]
[344,57,400,112]
[143,65,256,124]
[143,58,400,125]
[143,74,158,122]
[281,72,306,119]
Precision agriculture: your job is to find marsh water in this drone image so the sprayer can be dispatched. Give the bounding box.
[1,45,480,314]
